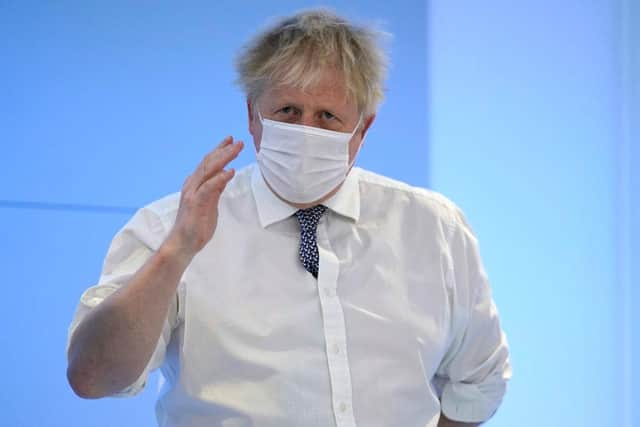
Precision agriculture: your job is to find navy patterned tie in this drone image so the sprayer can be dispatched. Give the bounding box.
[294,205,328,278]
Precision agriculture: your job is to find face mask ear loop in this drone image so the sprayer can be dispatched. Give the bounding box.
[256,111,266,155]
[350,114,363,137]
[347,114,366,171]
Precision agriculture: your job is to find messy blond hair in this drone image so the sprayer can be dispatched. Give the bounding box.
[235,8,388,115]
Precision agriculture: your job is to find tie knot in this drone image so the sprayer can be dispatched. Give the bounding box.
[295,205,327,231]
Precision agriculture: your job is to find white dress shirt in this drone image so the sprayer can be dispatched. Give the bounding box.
[67,163,511,427]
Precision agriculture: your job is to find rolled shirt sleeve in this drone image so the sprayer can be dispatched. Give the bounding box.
[436,207,512,423]
[66,207,178,397]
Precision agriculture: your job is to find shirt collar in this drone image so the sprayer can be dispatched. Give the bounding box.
[251,164,361,228]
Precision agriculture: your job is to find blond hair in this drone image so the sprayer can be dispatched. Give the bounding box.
[235,8,388,115]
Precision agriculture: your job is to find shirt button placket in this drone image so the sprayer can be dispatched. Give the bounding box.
[332,343,340,354]
[317,224,357,427]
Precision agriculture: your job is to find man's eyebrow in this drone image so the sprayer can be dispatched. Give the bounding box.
[270,99,303,109]
[269,97,346,116]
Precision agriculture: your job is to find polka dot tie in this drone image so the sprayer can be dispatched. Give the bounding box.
[294,205,328,279]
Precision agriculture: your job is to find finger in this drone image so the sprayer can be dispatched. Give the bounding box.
[197,136,234,179]
[199,141,244,185]
[184,136,234,194]
[181,173,194,196]
[208,136,234,162]
[217,135,233,148]
[197,168,236,201]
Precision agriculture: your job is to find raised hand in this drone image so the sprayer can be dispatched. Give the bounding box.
[164,136,244,261]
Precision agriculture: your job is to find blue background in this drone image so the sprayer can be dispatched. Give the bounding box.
[0,1,637,426]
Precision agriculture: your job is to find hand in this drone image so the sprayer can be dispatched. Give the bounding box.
[164,136,244,261]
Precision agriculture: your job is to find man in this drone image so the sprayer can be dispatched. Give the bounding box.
[66,8,511,427]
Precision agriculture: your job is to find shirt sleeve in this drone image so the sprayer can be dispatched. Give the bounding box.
[66,206,179,398]
[435,207,512,423]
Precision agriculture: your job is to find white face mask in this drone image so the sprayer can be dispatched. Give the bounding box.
[256,112,362,204]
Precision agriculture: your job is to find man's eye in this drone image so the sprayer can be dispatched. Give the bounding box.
[278,106,296,115]
[322,111,336,120]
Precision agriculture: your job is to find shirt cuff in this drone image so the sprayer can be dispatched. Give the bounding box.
[440,380,507,423]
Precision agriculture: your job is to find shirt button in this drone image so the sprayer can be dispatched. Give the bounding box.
[324,287,334,297]
[332,343,340,354]
[338,402,348,413]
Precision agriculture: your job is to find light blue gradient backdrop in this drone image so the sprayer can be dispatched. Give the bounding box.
[428,2,638,426]
[0,2,636,426]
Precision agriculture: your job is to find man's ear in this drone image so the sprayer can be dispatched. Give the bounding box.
[359,114,376,143]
